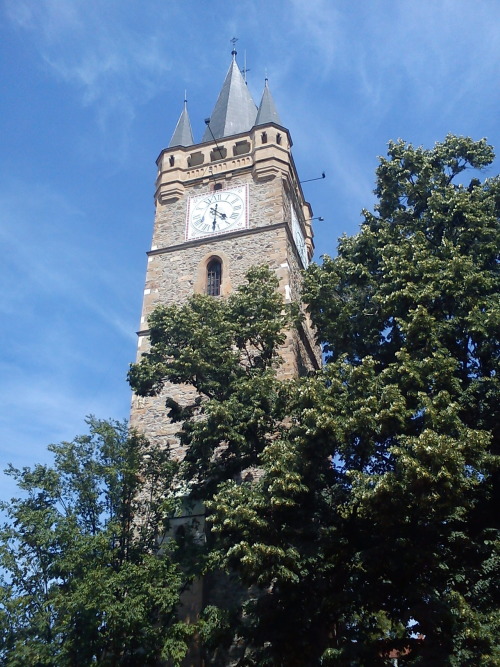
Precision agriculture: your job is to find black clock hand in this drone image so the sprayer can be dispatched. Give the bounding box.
[211,204,218,230]
[209,206,227,220]
[210,204,228,230]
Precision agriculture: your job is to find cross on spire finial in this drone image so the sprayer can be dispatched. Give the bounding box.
[230,36,238,58]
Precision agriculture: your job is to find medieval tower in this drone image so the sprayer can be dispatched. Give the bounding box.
[130,49,321,456]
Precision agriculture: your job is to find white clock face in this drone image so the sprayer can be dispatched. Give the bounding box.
[291,205,309,268]
[186,185,248,240]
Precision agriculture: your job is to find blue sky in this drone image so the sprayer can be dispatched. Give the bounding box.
[1,0,499,497]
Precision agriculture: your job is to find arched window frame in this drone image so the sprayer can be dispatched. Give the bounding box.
[206,257,222,296]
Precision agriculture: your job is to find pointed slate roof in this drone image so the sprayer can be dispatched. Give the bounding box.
[169,99,194,147]
[202,51,257,142]
[255,79,281,126]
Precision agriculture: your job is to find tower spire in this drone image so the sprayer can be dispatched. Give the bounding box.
[202,47,257,141]
[168,95,194,148]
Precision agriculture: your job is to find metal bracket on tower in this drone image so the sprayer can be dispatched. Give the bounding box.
[300,172,326,184]
[204,118,225,164]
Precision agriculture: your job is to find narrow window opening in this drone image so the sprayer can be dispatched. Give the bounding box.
[261,131,267,144]
[207,259,222,296]
[169,155,175,167]
[276,133,282,145]
[213,182,223,191]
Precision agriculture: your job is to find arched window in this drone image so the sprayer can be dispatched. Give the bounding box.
[207,258,222,296]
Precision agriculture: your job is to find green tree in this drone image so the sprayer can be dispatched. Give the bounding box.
[0,418,192,666]
[299,134,500,664]
[212,135,500,664]
[128,265,293,499]
[131,136,500,665]
[128,266,308,664]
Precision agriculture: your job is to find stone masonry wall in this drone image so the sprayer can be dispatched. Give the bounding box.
[130,132,321,456]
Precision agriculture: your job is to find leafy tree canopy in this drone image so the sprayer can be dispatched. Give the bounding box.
[0,418,192,666]
[128,266,295,498]
[128,136,499,665]
[209,136,500,664]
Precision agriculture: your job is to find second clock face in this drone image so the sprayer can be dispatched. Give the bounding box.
[186,185,248,239]
[291,205,309,268]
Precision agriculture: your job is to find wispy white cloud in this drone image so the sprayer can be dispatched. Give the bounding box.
[286,0,500,121]
[0,179,136,340]
[0,181,134,481]
[289,0,344,75]
[4,0,176,159]
[5,0,172,88]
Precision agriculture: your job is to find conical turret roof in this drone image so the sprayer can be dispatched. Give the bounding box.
[169,99,194,147]
[255,79,281,126]
[202,52,257,141]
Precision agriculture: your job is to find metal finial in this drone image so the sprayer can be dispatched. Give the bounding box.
[184,90,187,107]
[230,36,238,58]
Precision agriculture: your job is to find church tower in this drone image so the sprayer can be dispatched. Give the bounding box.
[130,50,321,451]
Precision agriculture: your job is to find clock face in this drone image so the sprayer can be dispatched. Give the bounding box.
[186,185,248,240]
[291,205,309,268]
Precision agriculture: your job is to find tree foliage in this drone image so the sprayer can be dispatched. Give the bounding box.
[128,136,499,664]
[128,266,294,499]
[298,135,500,663]
[2,136,499,665]
[0,418,192,666]
[207,135,500,665]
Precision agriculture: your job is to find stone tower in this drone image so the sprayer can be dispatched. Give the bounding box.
[130,50,321,452]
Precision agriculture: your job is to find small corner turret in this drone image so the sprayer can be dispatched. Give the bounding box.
[255,78,281,126]
[169,97,194,148]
